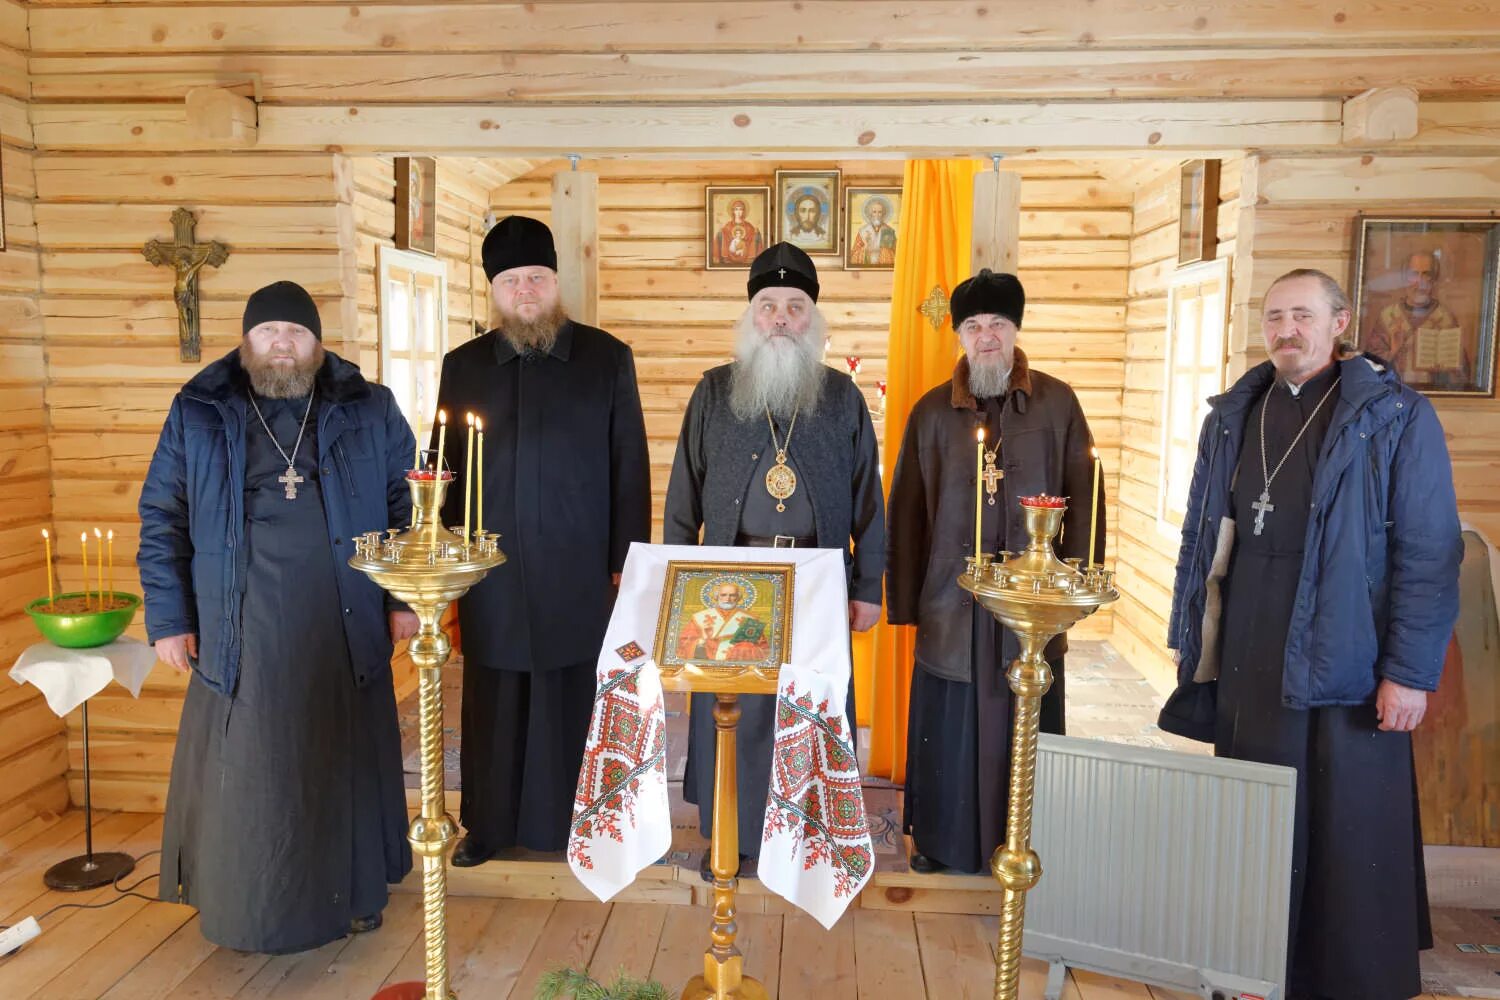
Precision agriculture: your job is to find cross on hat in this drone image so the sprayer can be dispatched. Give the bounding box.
[778,268,787,278]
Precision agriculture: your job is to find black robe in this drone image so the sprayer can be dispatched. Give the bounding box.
[432,322,651,852]
[1216,365,1430,1000]
[898,394,1069,874]
[160,393,411,953]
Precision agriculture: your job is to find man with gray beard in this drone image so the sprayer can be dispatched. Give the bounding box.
[664,242,884,879]
[886,269,1103,874]
[141,281,418,951]
[432,216,651,866]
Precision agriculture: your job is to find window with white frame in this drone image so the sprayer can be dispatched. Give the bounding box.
[378,246,448,450]
[1158,257,1231,532]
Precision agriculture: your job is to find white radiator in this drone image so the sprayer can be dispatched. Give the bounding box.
[1025,734,1297,1000]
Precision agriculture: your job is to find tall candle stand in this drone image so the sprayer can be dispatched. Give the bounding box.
[349,472,504,1000]
[958,497,1117,1000]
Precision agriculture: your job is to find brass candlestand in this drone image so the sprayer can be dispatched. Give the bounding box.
[958,499,1117,1000]
[349,473,505,1000]
[657,665,780,1000]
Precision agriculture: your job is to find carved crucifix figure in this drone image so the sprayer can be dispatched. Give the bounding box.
[143,208,230,362]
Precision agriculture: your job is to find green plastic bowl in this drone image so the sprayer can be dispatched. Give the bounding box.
[26,592,141,649]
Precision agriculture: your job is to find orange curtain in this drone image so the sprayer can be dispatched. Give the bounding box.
[858,159,984,783]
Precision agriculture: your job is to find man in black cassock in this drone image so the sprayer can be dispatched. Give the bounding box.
[886,271,1103,874]
[140,282,417,953]
[663,242,884,878]
[1161,269,1462,1000]
[434,216,651,866]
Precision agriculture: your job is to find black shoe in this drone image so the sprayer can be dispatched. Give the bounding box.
[698,852,751,882]
[451,835,495,868]
[350,912,383,934]
[908,852,947,874]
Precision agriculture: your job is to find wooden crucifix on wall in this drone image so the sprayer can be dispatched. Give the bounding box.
[143,207,229,362]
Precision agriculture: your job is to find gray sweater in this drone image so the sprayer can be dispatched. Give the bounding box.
[663,363,885,605]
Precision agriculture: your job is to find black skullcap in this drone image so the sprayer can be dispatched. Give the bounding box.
[242,281,322,340]
[950,269,1025,330]
[747,242,819,303]
[482,215,557,281]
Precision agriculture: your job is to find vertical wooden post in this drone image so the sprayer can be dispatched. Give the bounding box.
[550,170,599,327]
[972,169,1022,275]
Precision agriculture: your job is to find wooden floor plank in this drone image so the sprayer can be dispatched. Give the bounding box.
[0,810,96,893]
[161,943,272,1000]
[736,910,785,996]
[380,896,501,990]
[231,933,353,999]
[446,897,554,997]
[314,894,426,1000]
[507,899,612,1000]
[1072,968,1154,998]
[779,910,855,1000]
[0,807,71,859]
[851,909,925,1000]
[587,901,669,982]
[36,901,196,999]
[99,916,218,1000]
[0,812,159,923]
[5,819,167,1000]
[914,912,998,999]
[649,904,708,991]
[1146,986,1201,1000]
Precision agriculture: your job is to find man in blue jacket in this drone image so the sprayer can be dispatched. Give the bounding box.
[1161,269,1461,1000]
[139,281,417,954]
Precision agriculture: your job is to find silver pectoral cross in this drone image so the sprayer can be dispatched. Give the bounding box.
[278,465,304,500]
[1251,489,1275,536]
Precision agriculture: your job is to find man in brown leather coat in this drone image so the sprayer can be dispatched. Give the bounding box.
[886,269,1104,874]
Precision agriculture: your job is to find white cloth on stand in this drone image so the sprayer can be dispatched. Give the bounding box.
[567,542,874,928]
[9,638,157,717]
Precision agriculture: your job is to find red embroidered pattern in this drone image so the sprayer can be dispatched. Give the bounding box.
[568,666,666,870]
[763,682,873,898]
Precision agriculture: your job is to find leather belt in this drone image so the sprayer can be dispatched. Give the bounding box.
[735,532,817,549]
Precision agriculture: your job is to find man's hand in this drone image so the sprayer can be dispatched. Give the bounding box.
[1375,678,1428,732]
[389,610,420,643]
[155,633,198,674]
[848,600,881,633]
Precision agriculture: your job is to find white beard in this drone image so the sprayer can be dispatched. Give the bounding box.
[728,306,828,422]
[968,356,1012,399]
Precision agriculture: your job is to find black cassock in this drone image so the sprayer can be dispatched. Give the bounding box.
[433,324,651,852]
[161,394,410,954]
[901,395,1066,874]
[1216,364,1430,1000]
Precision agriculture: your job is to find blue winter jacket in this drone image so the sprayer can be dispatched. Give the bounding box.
[1159,354,1461,742]
[137,349,416,697]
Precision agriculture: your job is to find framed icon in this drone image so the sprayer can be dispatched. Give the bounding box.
[775,169,841,257]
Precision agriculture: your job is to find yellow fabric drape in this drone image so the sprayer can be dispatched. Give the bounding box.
[858,159,984,783]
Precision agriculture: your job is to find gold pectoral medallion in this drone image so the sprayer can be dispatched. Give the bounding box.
[765,452,797,513]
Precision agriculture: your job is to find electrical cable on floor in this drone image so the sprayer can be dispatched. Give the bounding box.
[0,850,162,951]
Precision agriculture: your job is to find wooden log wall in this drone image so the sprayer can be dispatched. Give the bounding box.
[492,159,1130,604]
[1110,162,1243,692]
[0,0,69,836]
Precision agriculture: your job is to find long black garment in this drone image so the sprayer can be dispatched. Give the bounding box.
[160,392,410,954]
[902,395,1065,874]
[1215,364,1430,1000]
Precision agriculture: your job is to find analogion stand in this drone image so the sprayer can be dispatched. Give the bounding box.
[657,663,781,1000]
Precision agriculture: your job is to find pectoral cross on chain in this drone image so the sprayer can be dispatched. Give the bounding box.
[1251,490,1275,536]
[982,453,1004,504]
[142,208,230,363]
[278,466,304,500]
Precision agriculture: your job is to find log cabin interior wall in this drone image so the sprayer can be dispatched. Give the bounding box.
[0,0,67,835]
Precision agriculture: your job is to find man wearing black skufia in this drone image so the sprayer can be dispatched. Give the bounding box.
[140,281,417,953]
[434,215,652,866]
[1161,269,1462,1000]
[664,242,885,878]
[886,270,1103,875]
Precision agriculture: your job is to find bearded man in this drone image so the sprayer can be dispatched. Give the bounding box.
[140,281,417,952]
[664,242,884,878]
[432,215,651,866]
[886,269,1103,874]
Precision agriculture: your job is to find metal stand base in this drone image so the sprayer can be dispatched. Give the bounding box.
[43,851,135,891]
[371,982,450,1000]
[680,975,770,1000]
